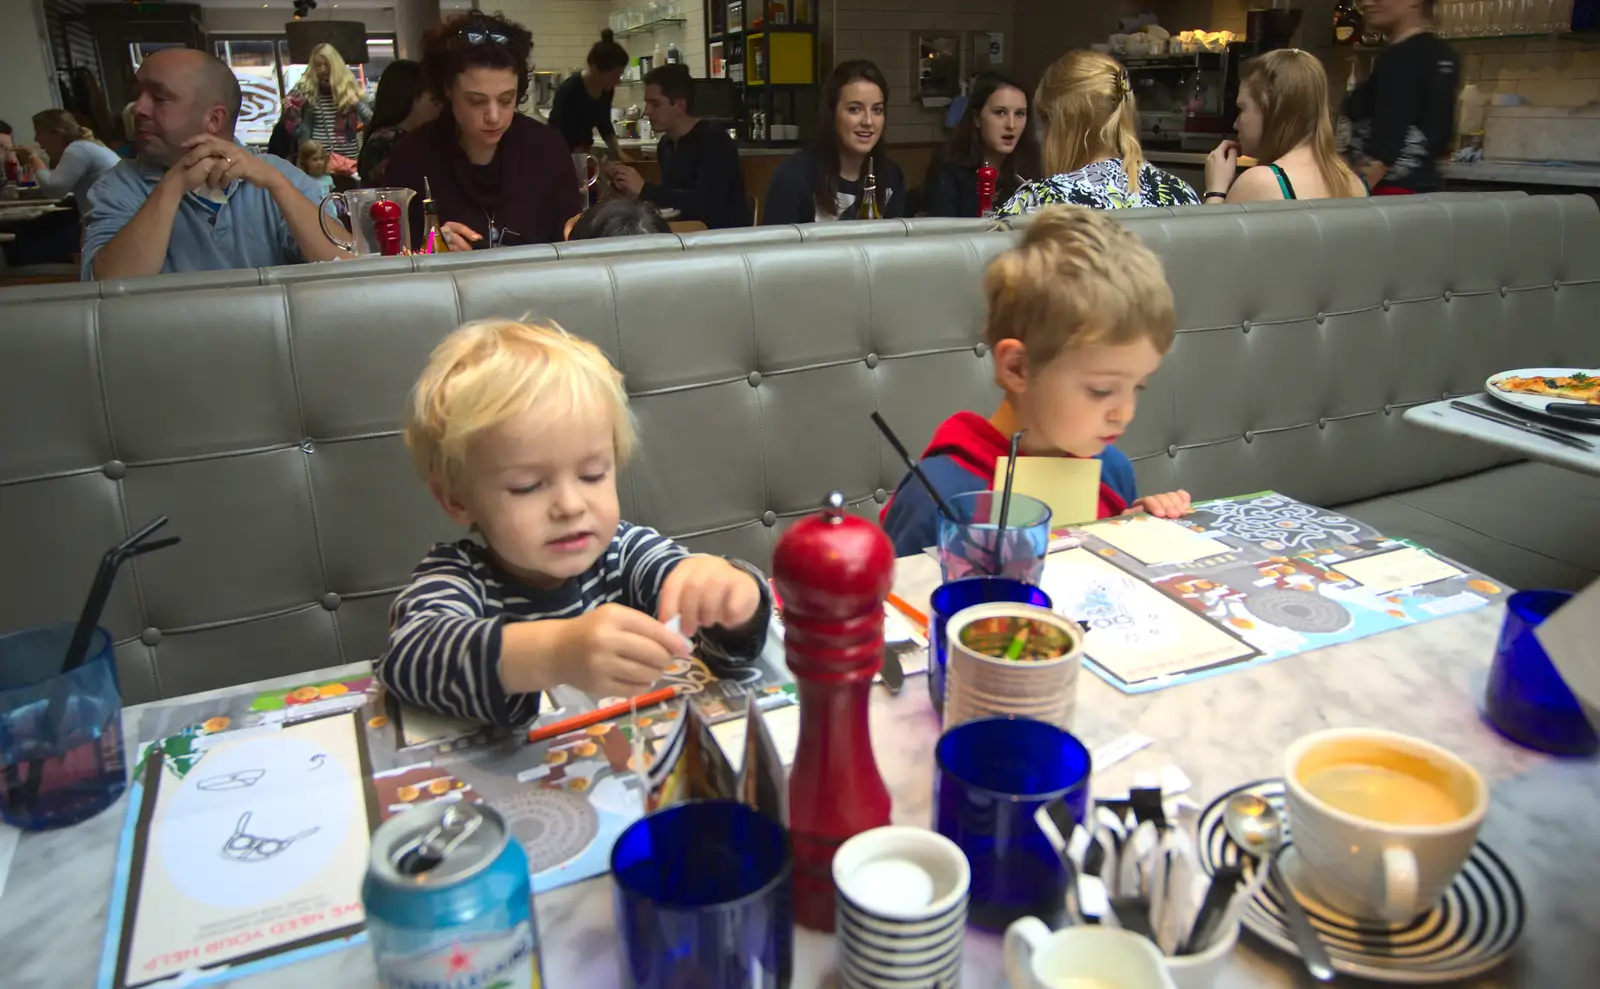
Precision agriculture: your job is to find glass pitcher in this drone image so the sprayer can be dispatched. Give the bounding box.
[318,187,417,256]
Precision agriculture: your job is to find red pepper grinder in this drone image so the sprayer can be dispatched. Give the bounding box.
[773,491,895,931]
[370,196,403,256]
[976,165,998,217]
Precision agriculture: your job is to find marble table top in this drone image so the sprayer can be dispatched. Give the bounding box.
[1406,393,1600,477]
[4,554,1596,988]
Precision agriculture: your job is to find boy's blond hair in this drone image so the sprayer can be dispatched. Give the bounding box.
[405,318,636,498]
[984,206,1175,368]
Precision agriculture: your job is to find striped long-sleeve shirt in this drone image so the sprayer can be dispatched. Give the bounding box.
[376,523,771,726]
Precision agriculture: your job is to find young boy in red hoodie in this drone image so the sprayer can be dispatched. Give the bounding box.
[882,206,1191,556]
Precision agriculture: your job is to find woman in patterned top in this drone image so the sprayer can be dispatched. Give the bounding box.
[280,44,372,176]
[996,50,1198,216]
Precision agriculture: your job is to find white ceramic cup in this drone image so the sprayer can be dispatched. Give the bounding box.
[1005,919,1178,989]
[833,825,970,922]
[1284,728,1488,924]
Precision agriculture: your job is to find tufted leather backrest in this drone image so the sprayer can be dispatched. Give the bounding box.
[1,193,1594,702]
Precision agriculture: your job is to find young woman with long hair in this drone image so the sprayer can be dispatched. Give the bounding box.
[548,29,632,159]
[358,59,441,186]
[1343,0,1460,194]
[280,43,372,168]
[924,72,1038,217]
[763,60,906,223]
[1205,50,1366,203]
[382,12,581,248]
[23,108,120,203]
[995,50,1197,216]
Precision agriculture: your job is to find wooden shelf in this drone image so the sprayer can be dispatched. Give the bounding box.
[617,17,685,38]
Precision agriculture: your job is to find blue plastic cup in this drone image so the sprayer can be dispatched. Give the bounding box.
[0,623,126,830]
[934,716,1092,932]
[937,491,1053,585]
[929,578,1052,716]
[1484,590,1599,758]
[611,800,793,988]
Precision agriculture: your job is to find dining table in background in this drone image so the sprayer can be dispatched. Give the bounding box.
[1406,393,1600,477]
[3,553,1597,988]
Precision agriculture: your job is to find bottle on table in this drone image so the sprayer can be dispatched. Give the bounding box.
[976,165,998,217]
[858,157,882,219]
[420,176,445,254]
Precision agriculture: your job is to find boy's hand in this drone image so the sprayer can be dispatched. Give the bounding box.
[658,556,763,638]
[1131,489,1192,519]
[555,604,691,698]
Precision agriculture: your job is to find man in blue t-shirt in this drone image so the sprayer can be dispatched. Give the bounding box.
[82,48,348,281]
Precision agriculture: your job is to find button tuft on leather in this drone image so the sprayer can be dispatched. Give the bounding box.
[1500,286,1509,297]
[974,342,989,357]
[1382,300,1392,311]
[873,487,888,503]
[1240,320,1252,333]
[299,438,316,454]
[102,460,127,480]
[1442,290,1452,302]
[865,353,880,369]
[1318,417,1329,429]
[1316,313,1326,325]
[747,371,763,387]
[320,592,342,611]
[1552,280,1561,292]
[1167,444,1178,458]
[1384,404,1394,415]
[762,510,777,526]
[140,627,162,646]
[1243,430,1255,443]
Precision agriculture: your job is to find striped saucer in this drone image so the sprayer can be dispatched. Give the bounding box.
[1196,779,1525,985]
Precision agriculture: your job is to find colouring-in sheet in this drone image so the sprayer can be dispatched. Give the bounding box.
[114,712,376,989]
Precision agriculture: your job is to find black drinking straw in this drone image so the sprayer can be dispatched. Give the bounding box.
[994,429,1024,572]
[62,516,181,673]
[870,412,958,522]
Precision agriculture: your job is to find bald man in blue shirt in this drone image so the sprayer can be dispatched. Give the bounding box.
[82,48,350,281]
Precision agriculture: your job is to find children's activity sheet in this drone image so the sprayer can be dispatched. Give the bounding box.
[106,712,377,989]
[1048,492,1510,693]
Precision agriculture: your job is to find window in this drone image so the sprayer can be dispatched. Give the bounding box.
[214,39,283,146]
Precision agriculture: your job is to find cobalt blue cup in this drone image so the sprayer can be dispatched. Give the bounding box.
[0,623,126,830]
[611,800,793,989]
[934,716,1092,932]
[1484,590,1599,758]
[929,578,1052,716]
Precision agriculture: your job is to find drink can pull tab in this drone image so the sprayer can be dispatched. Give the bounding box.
[395,803,484,876]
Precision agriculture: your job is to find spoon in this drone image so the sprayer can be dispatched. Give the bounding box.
[1224,793,1335,982]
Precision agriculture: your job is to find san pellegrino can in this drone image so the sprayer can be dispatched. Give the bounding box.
[364,802,543,989]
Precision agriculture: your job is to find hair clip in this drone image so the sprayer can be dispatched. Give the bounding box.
[1114,71,1131,102]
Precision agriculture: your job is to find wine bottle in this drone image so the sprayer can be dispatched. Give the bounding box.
[1333,0,1365,44]
[858,157,882,219]
[420,176,445,253]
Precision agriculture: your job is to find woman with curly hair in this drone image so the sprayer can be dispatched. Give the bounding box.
[279,44,371,174]
[382,12,582,249]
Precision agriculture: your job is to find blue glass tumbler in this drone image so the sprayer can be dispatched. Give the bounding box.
[1484,590,1599,758]
[934,716,1092,932]
[937,491,1053,585]
[929,579,1052,716]
[0,623,126,830]
[611,800,793,988]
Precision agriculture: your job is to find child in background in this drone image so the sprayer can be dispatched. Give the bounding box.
[297,139,335,195]
[378,318,772,725]
[880,206,1192,557]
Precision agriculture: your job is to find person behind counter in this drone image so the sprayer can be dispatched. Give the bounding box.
[358,59,441,186]
[1204,49,1366,203]
[549,30,631,160]
[763,60,905,224]
[1343,0,1460,194]
[923,72,1038,217]
[383,12,582,250]
[604,64,746,228]
[996,50,1198,216]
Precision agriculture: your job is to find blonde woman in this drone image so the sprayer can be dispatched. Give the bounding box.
[23,109,120,202]
[1205,50,1366,203]
[996,50,1198,216]
[280,43,371,170]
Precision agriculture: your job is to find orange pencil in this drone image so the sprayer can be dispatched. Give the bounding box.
[886,592,929,633]
[526,685,681,744]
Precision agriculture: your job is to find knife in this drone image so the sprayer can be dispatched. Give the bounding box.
[1451,400,1595,451]
[1544,401,1600,422]
[879,642,906,694]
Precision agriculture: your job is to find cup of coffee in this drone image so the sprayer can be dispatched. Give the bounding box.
[1284,728,1487,924]
[1004,919,1178,989]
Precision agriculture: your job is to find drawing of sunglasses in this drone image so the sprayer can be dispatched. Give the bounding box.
[197,769,267,792]
[221,812,320,863]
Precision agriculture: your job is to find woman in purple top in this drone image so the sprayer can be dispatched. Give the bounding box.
[383,12,582,250]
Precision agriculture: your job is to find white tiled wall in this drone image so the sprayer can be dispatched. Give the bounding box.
[497,0,613,77]
[1455,36,1600,106]
[606,0,709,106]
[832,0,1016,144]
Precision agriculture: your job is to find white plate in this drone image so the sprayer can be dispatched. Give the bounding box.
[1197,779,1525,985]
[1485,366,1600,414]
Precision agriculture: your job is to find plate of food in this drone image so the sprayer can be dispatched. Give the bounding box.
[1485,367,1600,413]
